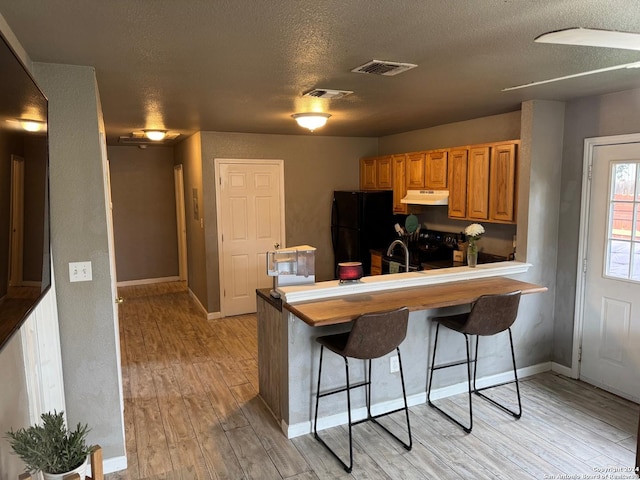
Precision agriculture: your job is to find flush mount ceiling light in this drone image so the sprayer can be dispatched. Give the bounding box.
[535,27,640,51]
[143,129,167,141]
[21,120,45,132]
[119,131,181,145]
[7,118,45,132]
[291,113,331,132]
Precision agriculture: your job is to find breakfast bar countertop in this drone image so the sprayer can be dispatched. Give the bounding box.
[284,276,547,327]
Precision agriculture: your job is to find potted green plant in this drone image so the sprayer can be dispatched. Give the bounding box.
[5,410,93,480]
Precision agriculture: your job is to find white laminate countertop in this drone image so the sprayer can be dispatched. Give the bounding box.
[276,261,531,304]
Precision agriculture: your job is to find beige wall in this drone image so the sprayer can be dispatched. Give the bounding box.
[33,62,125,463]
[555,87,640,367]
[198,132,378,314]
[378,110,521,154]
[109,145,179,282]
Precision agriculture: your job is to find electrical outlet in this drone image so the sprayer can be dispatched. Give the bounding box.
[389,355,400,373]
[69,261,92,282]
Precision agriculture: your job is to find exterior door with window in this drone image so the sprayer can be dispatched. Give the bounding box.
[581,143,640,402]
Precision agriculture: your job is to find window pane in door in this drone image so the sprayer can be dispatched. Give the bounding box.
[611,202,632,240]
[608,240,630,278]
[614,163,635,199]
[606,161,639,281]
[633,242,640,281]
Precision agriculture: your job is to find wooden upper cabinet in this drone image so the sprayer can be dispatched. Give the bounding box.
[376,156,393,189]
[489,143,517,223]
[360,156,393,190]
[360,157,377,190]
[392,154,408,214]
[467,146,490,220]
[426,150,448,189]
[361,140,518,222]
[448,148,468,218]
[406,152,426,189]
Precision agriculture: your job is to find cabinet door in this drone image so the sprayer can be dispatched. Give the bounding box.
[489,143,517,223]
[360,157,377,190]
[426,150,448,189]
[467,146,490,220]
[406,152,426,189]
[448,149,468,218]
[392,154,407,214]
[370,252,382,275]
[376,156,393,189]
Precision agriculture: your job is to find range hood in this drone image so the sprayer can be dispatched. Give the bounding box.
[401,189,449,205]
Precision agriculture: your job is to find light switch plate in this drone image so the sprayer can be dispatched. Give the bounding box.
[69,261,92,282]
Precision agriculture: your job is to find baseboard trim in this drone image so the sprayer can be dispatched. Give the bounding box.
[207,311,222,320]
[117,276,181,287]
[428,361,551,401]
[87,454,127,475]
[282,361,552,439]
[551,362,573,378]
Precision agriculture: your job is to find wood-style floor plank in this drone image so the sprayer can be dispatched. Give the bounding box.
[230,382,310,478]
[226,425,282,479]
[110,281,640,480]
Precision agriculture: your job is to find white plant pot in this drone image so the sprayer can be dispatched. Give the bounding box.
[42,456,88,480]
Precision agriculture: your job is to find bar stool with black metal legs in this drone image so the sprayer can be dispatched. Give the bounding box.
[427,291,522,433]
[313,307,412,473]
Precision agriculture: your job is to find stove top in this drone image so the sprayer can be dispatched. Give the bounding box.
[385,229,461,269]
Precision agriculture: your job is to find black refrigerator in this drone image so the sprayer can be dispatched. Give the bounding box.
[331,190,395,277]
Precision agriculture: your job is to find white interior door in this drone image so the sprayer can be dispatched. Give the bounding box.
[581,142,640,402]
[216,159,284,316]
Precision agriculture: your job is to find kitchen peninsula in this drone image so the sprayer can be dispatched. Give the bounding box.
[256,262,547,438]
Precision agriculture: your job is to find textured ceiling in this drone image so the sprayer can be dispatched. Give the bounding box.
[1,0,640,145]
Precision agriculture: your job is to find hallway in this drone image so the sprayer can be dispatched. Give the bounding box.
[107,282,638,479]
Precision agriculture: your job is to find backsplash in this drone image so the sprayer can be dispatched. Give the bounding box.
[409,205,517,258]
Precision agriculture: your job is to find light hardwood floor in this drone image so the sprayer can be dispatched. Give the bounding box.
[107,281,639,480]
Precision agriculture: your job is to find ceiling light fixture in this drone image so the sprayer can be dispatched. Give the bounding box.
[20,119,44,132]
[143,130,167,141]
[291,113,331,132]
[535,27,640,51]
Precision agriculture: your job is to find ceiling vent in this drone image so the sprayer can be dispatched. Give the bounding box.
[118,131,180,145]
[351,59,418,76]
[303,88,353,99]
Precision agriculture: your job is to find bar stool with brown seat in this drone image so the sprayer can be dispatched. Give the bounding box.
[313,307,412,473]
[427,291,522,433]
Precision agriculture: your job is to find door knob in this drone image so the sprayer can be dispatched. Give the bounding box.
[115,297,125,304]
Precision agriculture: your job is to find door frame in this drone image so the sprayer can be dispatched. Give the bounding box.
[573,132,640,378]
[174,165,188,282]
[9,154,24,287]
[214,158,285,317]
